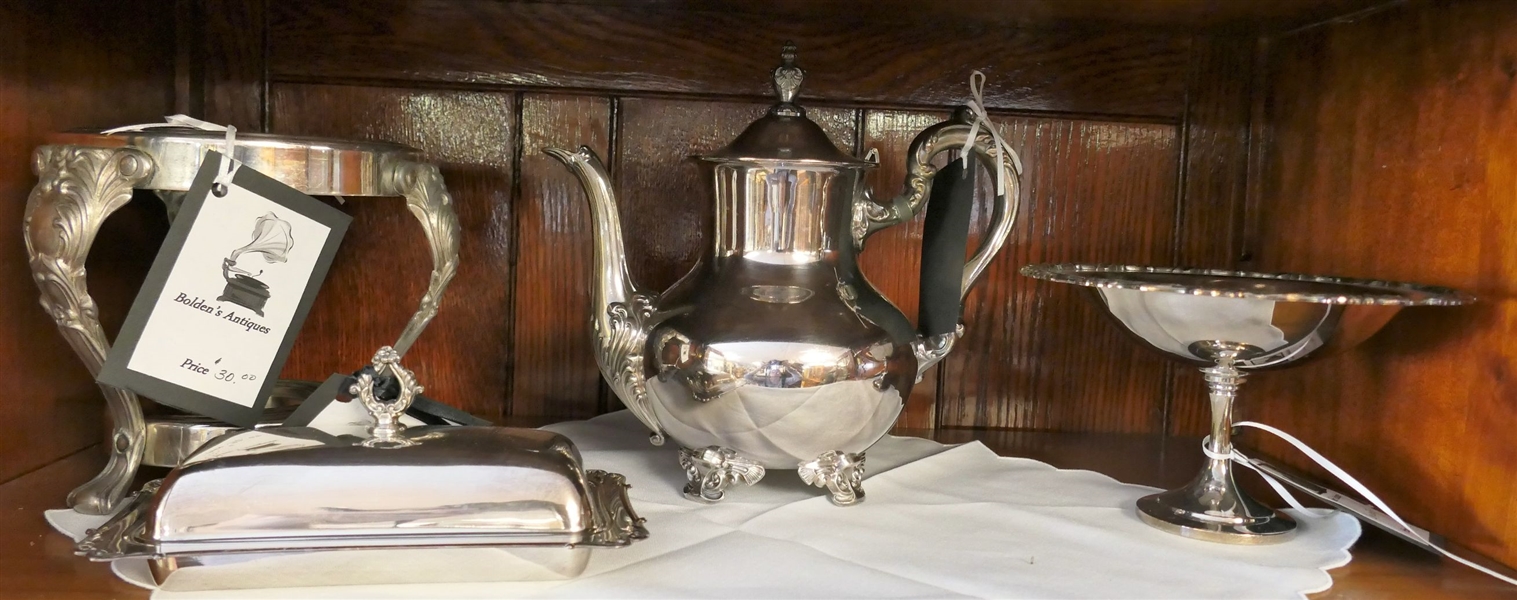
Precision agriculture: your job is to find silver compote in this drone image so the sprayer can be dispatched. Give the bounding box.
[548,45,1023,505]
[1021,264,1471,544]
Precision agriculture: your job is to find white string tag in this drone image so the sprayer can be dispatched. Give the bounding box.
[959,71,1023,198]
[104,115,241,196]
[1210,422,1517,586]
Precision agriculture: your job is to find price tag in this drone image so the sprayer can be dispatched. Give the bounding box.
[98,152,350,427]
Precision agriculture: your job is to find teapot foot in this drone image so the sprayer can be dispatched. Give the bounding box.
[678,446,765,503]
[799,451,866,506]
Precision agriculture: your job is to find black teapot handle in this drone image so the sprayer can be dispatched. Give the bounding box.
[917,155,978,337]
[859,110,1022,339]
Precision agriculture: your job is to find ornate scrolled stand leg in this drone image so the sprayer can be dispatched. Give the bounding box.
[678,446,765,503]
[383,158,461,356]
[1135,346,1295,543]
[799,451,866,506]
[24,145,156,514]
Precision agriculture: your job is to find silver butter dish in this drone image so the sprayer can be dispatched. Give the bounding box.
[76,348,646,591]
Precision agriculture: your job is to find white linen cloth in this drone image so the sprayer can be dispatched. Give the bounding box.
[48,410,1360,599]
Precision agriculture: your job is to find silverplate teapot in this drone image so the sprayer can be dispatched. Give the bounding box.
[548,45,1022,505]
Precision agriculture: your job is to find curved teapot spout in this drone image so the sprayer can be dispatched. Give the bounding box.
[544,146,667,445]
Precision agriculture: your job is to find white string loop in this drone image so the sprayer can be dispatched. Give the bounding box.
[1201,436,1335,519]
[959,71,1023,198]
[104,115,240,194]
[1214,421,1517,586]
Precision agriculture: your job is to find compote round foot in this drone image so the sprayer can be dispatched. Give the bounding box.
[1135,468,1297,544]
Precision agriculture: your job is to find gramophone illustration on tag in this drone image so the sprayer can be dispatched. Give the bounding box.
[218,212,294,316]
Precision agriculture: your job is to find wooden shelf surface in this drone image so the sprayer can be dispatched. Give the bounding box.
[3,429,1514,599]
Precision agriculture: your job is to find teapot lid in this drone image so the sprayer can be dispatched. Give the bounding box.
[699,44,872,167]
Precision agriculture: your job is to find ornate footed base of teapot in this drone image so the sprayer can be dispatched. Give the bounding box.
[676,446,869,505]
[679,446,766,503]
[800,451,866,506]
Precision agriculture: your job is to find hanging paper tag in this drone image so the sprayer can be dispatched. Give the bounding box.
[1249,458,1439,550]
[98,152,350,427]
[1220,422,1517,586]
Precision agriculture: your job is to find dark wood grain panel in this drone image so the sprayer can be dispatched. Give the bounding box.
[1247,0,1517,568]
[267,1,1190,119]
[859,110,949,430]
[198,0,267,130]
[940,117,1179,432]
[1166,34,1258,435]
[267,84,516,420]
[0,1,177,485]
[173,0,198,115]
[516,0,1391,30]
[1174,34,1254,270]
[614,98,858,293]
[512,94,611,419]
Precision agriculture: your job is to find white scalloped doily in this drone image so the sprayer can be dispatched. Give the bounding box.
[49,410,1359,599]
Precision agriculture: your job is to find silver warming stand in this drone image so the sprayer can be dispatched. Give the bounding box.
[25,129,461,515]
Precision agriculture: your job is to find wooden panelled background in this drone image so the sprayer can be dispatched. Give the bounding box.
[10,0,1517,570]
[0,0,177,483]
[1206,0,1517,570]
[236,0,1208,433]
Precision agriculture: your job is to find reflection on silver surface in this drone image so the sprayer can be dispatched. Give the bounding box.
[744,284,814,304]
[141,380,315,468]
[1024,264,1471,304]
[1024,263,1472,369]
[680,446,766,502]
[714,165,845,264]
[148,546,593,591]
[78,468,643,590]
[1022,263,1470,544]
[155,428,594,546]
[76,349,647,590]
[799,450,866,506]
[546,45,1023,504]
[78,429,645,589]
[1098,288,1336,369]
[47,129,413,195]
[140,349,629,548]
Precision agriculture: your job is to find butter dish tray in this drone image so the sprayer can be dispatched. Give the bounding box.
[75,347,647,591]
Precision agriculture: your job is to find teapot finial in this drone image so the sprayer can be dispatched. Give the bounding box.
[772,42,805,115]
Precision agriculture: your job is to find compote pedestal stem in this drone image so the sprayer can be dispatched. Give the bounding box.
[1134,351,1297,544]
[1202,359,1243,471]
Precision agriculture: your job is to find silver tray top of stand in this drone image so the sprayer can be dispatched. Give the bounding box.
[48,128,418,196]
[1020,263,1472,369]
[1020,264,1472,306]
